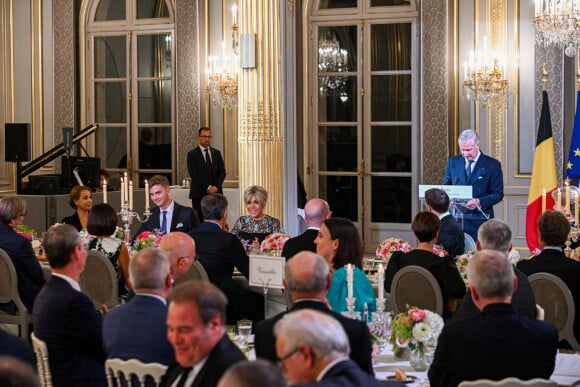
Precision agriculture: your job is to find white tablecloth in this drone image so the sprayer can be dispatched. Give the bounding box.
[373,352,429,385]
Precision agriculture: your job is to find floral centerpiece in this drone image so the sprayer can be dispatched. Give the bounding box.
[456,250,475,280]
[376,238,413,263]
[113,226,125,240]
[260,233,290,256]
[79,229,95,248]
[390,306,444,363]
[15,224,37,240]
[432,244,449,257]
[134,230,164,251]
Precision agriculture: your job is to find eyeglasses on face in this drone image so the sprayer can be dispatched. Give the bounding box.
[277,347,301,370]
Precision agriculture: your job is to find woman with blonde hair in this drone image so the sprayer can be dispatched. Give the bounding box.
[231,185,281,245]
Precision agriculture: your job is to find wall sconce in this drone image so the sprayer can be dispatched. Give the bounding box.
[206,3,239,109]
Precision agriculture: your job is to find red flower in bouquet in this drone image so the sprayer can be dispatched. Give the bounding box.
[260,233,290,255]
[135,230,164,251]
[376,238,413,260]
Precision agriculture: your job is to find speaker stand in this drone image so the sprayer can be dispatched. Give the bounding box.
[16,161,22,194]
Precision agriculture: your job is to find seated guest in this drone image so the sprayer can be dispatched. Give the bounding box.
[231,185,281,246]
[188,193,264,324]
[384,212,465,316]
[0,330,35,367]
[87,203,130,300]
[32,224,106,387]
[517,210,580,347]
[315,217,376,315]
[281,198,330,260]
[134,175,199,237]
[159,231,197,286]
[102,247,174,365]
[217,360,286,387]
[452,219,536,321]
[425,188,464,258]
[0,356,40,387]
[255,251,373,374]
[0,195,45,314]
[274,309,402,386]
[61,185,93,231]
[428,250,558,387]
[160,281,246,387]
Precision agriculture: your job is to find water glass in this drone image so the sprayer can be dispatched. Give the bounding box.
[237,319,252,344]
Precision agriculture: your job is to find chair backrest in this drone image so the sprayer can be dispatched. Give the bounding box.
[174,261,209,286]
[105,358,167,387]
[31,332,53,387]
[464,233,476,253]
[528,272,580,351]
[79,250,119,309]
[390,265,444,315]
[0,248,31,338]
[458,377,557,386]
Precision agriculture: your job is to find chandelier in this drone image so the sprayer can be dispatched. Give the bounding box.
[318,33,349,97]
[206,4,238,109]
[462,48,509,108]
[535,0,580,57]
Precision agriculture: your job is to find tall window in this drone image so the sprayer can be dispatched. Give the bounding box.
[85,0,174,185]
[308,0,418,250]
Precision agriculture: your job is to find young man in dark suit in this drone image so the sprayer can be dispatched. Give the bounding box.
[188,193,263,324]
[160,281,245,387]
[443,129,504,241]
[134,175,199,238]
[187,127,226,221]
[254,251,373,375]
[517,210,580,347]
[281,198,330,260]
[32,224,106,387]
[429,250,558,387]
[424,188,464,258]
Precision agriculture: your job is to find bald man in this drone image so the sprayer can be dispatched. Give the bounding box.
[281,198,330,260]
[159,231,197,286]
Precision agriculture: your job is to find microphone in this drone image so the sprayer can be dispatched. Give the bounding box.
[63,127,73,156]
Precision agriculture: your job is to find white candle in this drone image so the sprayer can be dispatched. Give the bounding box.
[120,178,125,207]
[103,180,107,204]
[124,172,129,205]
[232,3,237,25]
[129,180,134,209]
[566,184,571,215]
[542,189,546,213]
[145,179,150,210]
[346,263,354,299]
[557,189,562,212]
[575,193,579,226]
[377,264,385,300]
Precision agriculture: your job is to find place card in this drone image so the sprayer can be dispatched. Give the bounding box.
[249,254,285,289]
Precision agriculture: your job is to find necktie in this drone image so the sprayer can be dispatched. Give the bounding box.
[204,148,213,183]
[161,210,168,234]
[466,160,474,178]
[175,366,193,387]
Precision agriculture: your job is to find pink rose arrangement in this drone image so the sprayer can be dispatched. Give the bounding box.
[135,230,164,251]
[390,306,443,353]
[260,233,290,256]
[375,238,413,261]
[431,244,449,257]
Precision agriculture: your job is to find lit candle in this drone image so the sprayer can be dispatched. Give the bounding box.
[557,189,562,212]
[103,180,107,204]
[346,263,354,299]
[575,192,579,226]
[120,178,125,207]
[124,172,129,205]
[566,184,571,215]
[232,3,237,25]
[129,180,134,210]
[542,189,546,213]
[377,264,385,300]
[145,179,150,211]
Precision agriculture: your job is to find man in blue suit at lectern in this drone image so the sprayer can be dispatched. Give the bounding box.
[443,129,503,241]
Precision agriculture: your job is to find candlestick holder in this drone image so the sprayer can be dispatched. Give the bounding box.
[118,202,152,245]
[375,297,387,313]
[341,297,361,320]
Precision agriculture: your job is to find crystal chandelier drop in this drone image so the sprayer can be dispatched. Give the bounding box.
[462,47,509,108]
[318,33,349,96]
[534,0,580,57]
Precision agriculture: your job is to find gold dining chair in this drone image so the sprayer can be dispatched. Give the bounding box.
[390,265,444,316]
[0,248,33,338]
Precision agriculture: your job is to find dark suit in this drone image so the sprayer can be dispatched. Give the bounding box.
[443,152,504,241]
[102,294,174,365]
[0,329,35,367]
[517,247,580,344]
[188,222,264,324]
[297,359,403,386]
[0,224,45,314]
[437,214,464,258]
[159,334,245,387]
[384,250,466,315]
[281,228,319,260]
[254,299,374,375]
[32,276,106,387]
[187,146,226,219]
[452,266,537,321]
[428,303,558,387]
[134,201,199,238]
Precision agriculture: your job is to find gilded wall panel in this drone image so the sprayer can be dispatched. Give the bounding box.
[421,0,449,184]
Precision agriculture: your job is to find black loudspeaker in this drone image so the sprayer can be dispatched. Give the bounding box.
[28,174,61,195]
[5,123,31,162]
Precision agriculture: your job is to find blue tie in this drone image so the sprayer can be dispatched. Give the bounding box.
[161,210,168,234]
[466,160,474,178]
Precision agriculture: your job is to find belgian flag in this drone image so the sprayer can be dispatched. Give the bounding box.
[526,90,557,253]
